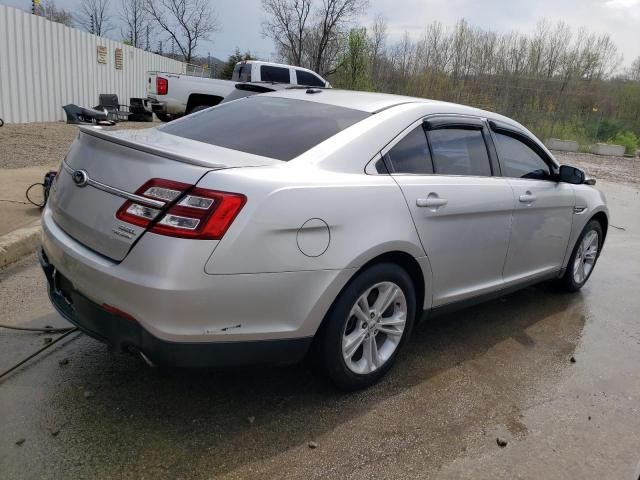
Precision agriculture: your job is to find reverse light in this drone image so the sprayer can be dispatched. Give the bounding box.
[115,179,246,240]
[156,76,168,95]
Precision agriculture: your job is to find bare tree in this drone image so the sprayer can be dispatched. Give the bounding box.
[35,0,74,27]
[262,0,311,66]
[121,0,151,48]
[262,0,367,75]
[629,57,640,81]
[368,13,386,87]
[309,0,368,75]
[77,0,113,36]
[144,0,217,63]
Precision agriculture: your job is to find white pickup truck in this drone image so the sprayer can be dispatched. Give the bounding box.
[147,61,329,121]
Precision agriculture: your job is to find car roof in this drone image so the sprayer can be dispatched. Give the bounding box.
[263,88,531,132]
[263,88,428,113]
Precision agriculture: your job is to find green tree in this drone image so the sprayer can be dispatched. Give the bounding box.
[219,48,255,80]
[334,28,371,90]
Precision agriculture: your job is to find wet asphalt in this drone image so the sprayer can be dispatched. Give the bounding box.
[0,179,639,479]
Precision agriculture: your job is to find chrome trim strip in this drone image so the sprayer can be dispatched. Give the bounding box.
[62,162,166,209]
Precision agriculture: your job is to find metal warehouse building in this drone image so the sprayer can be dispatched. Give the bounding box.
[0,4,185,123]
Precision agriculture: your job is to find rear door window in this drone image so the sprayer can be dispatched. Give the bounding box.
[160,97,369,161]
[260,65,290,83]
[384,126,433,174]
[428,128,492,176]
[494,133,552,180]
[296,70,325,87]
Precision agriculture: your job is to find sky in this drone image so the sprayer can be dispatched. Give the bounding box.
[2,0,639,67]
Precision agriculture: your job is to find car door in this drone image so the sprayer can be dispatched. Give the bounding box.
[489,122,574,285]
[384,116,514,306]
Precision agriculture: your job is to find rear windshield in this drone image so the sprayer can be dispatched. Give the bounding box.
[160,96,369,161]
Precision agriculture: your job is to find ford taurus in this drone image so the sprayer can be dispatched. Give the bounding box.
[40,89,608,389]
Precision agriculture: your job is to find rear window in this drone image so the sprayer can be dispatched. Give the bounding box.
[160,97,369,161]
[232,63,252,82]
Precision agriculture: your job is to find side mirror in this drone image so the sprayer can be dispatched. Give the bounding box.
[559,165,587,185]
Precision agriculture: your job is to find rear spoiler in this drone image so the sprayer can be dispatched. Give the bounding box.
[79,126,228,169]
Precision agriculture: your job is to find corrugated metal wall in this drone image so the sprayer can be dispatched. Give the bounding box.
[0,4,186,123]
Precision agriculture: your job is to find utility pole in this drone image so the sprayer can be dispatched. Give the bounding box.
[90,14,95,35]
[32,0,40,15]
[146,25,150,51]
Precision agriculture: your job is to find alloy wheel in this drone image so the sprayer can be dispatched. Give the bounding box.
[341,282,407,375]
[573,230,599,284]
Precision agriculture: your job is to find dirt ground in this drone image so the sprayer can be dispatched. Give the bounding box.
[0,121,638,184]
[0,121,158,169]
[555,150,640,186]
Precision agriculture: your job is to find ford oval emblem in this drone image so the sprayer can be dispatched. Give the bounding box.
[72,170,89,187]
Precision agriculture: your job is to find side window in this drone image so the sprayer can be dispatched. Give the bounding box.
[428,128,492,176]
[296,70,325,87]
[494,133,552,180]
[260,65,290,83]
[384,126,433,174]
[236,64,251,82]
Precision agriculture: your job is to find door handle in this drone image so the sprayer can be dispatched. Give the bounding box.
[519,191,536,203]
[416,196,448,208]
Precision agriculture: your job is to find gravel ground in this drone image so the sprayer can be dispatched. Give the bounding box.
[0,121,158,169]
[1,122,638,185]
[553,150,640,186]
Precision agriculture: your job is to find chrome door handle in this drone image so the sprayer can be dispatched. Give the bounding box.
[519,191,536,203]
[416,197,448,208]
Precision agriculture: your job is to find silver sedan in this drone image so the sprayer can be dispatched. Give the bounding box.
[40,89,608,389]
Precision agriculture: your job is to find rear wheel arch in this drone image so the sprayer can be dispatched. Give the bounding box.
[186,94,223,114]
[356,251,426,314]
[314,250,426,341]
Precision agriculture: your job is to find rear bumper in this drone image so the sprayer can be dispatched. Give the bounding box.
[39,248,312,367]
[39,206,353,365]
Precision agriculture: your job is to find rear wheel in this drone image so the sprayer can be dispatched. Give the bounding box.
[319,263,416,390]
[558,220,603,292]
[155,113,173,122]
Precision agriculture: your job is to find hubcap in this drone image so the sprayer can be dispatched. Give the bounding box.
[342,282,407,375]
[573,230,599,284]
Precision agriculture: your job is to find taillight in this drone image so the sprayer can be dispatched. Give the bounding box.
[115,179,246,240]
[156,76,168,95]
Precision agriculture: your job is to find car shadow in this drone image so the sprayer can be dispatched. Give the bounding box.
[16,283,586,477]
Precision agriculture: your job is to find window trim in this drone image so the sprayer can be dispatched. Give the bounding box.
[488,120,559,182]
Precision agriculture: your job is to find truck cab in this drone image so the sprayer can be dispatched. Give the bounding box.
[232,61,330,88]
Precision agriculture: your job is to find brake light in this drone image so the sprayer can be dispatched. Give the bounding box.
[115,179,246,240]
[156,76,168,95]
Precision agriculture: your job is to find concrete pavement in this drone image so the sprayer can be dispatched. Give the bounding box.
[0,179,639,479]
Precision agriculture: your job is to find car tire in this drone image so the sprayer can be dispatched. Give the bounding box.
[318,263,416,391]
[558,220,603,292]
[187,105,211,115]
[155,113,173,122]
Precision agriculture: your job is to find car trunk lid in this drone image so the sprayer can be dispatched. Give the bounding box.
[49,127,277,261]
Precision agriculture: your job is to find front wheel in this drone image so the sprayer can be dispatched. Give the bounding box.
[559,220,603,292]
[319,263,416,390]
